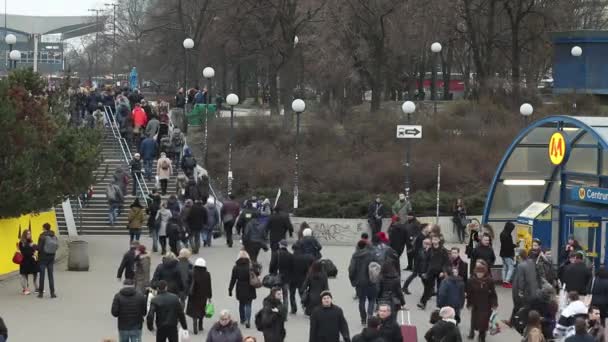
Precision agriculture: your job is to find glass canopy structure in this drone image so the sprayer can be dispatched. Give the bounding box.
[483,115,608,265]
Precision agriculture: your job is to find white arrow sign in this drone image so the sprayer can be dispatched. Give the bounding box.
[397,125,422,139]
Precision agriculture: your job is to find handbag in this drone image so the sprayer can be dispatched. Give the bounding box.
[249,270,262,288]
[205,302,215,318]
[262,273,282,288]
[178,327,190,342]
[12,250,23,265]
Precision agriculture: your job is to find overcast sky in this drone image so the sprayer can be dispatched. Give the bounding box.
[6,0,105,16]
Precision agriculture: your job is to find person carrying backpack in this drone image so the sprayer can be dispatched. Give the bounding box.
[170,128,184,166]
[37,223,58,298]
[107,181,124,226]
[181,148,197,178]
[348,240,377,325]
[243,215,269,263]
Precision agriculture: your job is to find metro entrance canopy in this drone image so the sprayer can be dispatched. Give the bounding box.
[483,115,608,266]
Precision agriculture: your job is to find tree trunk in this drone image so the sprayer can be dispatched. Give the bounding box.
[511,26,521,105]
[236,63,244,103]
[269,69,280,116]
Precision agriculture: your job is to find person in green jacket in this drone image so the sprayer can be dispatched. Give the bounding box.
[392,193,412,223]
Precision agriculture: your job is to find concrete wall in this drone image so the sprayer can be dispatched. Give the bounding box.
[290,215,483,246]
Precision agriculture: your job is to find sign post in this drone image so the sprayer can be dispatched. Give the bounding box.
[397,123,423,206]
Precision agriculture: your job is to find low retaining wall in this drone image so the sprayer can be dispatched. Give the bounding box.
[290,215,482,246]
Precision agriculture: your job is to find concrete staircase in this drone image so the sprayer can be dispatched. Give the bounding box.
[56,116,180,235]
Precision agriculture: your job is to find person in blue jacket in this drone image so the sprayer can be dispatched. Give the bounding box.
[139,136,157,181]
[437,267,465,324]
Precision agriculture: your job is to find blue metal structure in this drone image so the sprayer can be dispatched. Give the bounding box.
[483,116,608,265]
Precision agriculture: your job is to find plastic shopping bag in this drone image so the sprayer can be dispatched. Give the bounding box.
[489,310,501,335]
[205,301,215,318]
[558,283,567,311]
[179,327,190,342]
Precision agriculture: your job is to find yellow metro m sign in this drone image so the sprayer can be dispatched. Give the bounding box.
[549,132,567,165]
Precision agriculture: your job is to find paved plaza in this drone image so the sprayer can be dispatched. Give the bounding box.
[0,236,521,342]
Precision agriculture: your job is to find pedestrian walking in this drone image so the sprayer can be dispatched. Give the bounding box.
[242,214,269,263]
[377,263,405,318]
[107,181,124,226]
[186,258,212,335]
[419,235,449,309]
[587,306,605,342]
[352,316,384,342]
[156,152,172,195]
[403,238,431,295]
[425,306,462,342]
[175,88,186,109]
[130,153,143,196]
[437,268,465,323]
[155,202,173,255]
[404,212,422,270]
[589,267,608,325]
[561,252,592,295]
[203,197,219,247]
[18,229,38,295]
[301,260,329,316]
[269,240,294,311]
[176,248,192,303]
[348,240,376,325]
[205,310,243,342]
[140,135,157,181]
[221,194,240,247]
[290,249,315,315]
[111,278,147,342]
[187,200,208,254]
[167,195,181,218]
[127,199,145,243]
[37,223,58,298]
[228,250,259,328]
[266,206,294,252]
[466,261,498,342]
[145,115,160,141]
[308,291,351,342]
[181,148,197,178]
[511,249,540,326]
[388,215,408,260]
[256,287,287,342]
[118,241,139,282]
[499,222,517,288]
[113,167,129,197]
[452,198,467,243]
[522,310,545,342]
[368,195,386,236]
[166,218,183,256]
[565,318,594,342]
[293,228,322,260]
[470,234,495,273]
[147,189,162,253]
[170,129,185,169]
[449,247,468,284]
[370,232,400,276]
[134,245,151,294]
[152,253,184,296]
[376,303,403,342]
[132,103,147,146]
[146,280,188,342]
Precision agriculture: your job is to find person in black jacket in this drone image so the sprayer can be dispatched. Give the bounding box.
[352,316,386,342]
[117,241,139,282]
[377,303,403,342]
[388,216,408,259]
[377,263,405,319]
[499,222,517,288]
[349,240,376,325]
[403,238,431,295]
[258,287,287,342]
[562,252,592,295]
[368,195,386,236]
[147,280,187,341]
[309,291,351,342]
[267,207,294,252]
[111,278,147,341]
[449,247,468,285]
[290,249,315,314]
[301,260,329,316]
[565,318,595,342]
[0,315,7,342]
[404,213,422,270]
[269,240,295,314]
[293,228,322,260]
[589,267,608,325]
[425,306,462,342]
[470,234,495,274]
[187,199,208,254]
[419,235,449,309]
[151,253,184,296]
[229,250,258,328]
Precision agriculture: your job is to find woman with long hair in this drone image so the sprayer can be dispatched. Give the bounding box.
[300,260,329,316]
[523,310,545,342]
[466,260,498,342]
[377,261,405,317]
[18,230,38,295]
[229,250,259,328]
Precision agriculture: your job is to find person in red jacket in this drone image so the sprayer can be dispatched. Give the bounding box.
[132,102,148,149]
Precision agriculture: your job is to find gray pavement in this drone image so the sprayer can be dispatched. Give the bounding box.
[0,236,521,342]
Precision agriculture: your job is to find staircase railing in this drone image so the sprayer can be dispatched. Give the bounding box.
[103,106,149,207]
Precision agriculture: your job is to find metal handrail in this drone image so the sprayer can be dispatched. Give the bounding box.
[104,106,149,206]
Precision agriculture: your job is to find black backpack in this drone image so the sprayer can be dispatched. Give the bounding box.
[254,308,267,331]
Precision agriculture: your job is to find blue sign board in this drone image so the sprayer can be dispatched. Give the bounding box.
[571,186,608,205]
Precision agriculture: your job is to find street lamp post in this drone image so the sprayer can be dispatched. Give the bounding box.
[520,103,533,126]
[401,101,416,203]
[430,42,442,115]
[571,45,582,113]
[226,93,239,195]
[202,66,215,167]
[9,49,20,69]
[182,38,194,92]
[5,34,15,70]
[292,99,305,210]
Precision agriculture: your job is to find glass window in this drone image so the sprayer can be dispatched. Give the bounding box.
[602,150,608,175]
[489,182,546,219]
[502,146,553,178]
[547,180,561,205]
[574,132,598,146]
[564,147,598,174]
[520,127,559,145]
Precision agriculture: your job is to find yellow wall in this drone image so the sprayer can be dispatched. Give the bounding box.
[0,211,58,276]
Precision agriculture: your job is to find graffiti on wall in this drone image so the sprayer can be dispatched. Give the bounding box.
[291,218,372,243]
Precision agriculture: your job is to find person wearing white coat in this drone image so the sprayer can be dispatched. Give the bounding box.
[155,201,173,254]
[156,152,173,195]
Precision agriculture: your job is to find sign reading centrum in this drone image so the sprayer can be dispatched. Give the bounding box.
[549,131,568,165]
[572,186,608,205]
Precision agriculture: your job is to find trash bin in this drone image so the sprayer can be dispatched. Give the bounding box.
[67,240,89,271]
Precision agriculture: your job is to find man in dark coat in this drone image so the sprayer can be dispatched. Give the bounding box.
[187,200,208,253]
[139,136,157,181]
[220,194,241,247]
[388,216,408,259]
[147,280,187,341]
[349,240,376,325]
[377,304,403,342]
[243,215,269,262]
[511,249,540,326]
[293,228,322,260]
[37,223,58,298]
[270,240,295,314]
[449,247,468,284]
[561,252,592,295]
[152,254,184,296]
[470,234,495,270]
[424,306,462,342]
[368,195,386,236]
[419,235,449,309]
[111,278,147,341]
[290,250,315,314]
[404,212,422,270]
[117,242,139,281]
[266,206,294,252]
[499,222,517,287]
[259,288,288,342]
[309,291,351,342]
[352,317,386,342]
[403,237,431,295]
